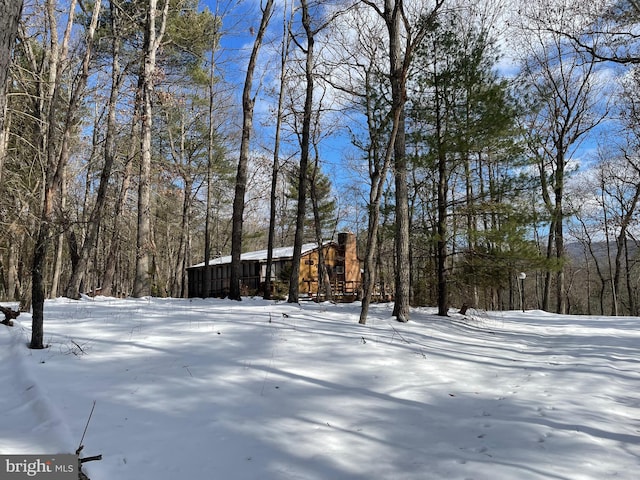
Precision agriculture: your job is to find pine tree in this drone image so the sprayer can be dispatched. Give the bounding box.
[408,11,538,312]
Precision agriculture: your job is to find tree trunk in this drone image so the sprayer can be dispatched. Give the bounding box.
[288,0,314,304]
[554,151,566,314]
[358,80,395,323]
[387,0,410,323]
[133,31,154,297]
[265,1,292,301]
[172,176,192,297]
[50,165,67,298]
[310,161,332,301]
[433,49,448,317]
[133,0,169,298]
[359,0,443,324]
[6,242,19,301]
[31,220,50,348]
[612,181,640,315]
[0,0,23,159]
[436,147,448,316]
[203,45,217,298]
[624,238,635,315]
[67,0,120,299]
[542,218,555,312]
[359,184,385,324]
[359,94,403,323]
[0,108,8,192]
[31,0,80,349]
[230,0,273,301]
[102,124,136,297]
[392,103,410,322]
[203,159,213,297]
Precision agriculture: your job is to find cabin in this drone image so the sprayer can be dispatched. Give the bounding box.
[187,232,361,300]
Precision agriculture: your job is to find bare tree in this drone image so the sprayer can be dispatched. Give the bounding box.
[101,96,139,298]
[265,0,294,300]
[546,0,640,65]
[514,2,608,313]
[0,0,23,186]
[65,0,125,299]
[133,0,170,298]
[31,0,101,348]
[310,141,335,301]
[358,0,444,322]
[287,0,317,303]
[0,0,24,305]
[601,157,640,315]
[160,95,201,298]
[568,142,640,316]
[203,28,221,299]
[229,0,275,300]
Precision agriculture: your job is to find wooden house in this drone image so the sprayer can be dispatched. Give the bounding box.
[187,232,361,300]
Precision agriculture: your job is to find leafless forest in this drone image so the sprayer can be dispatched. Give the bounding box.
[1,0,639,346]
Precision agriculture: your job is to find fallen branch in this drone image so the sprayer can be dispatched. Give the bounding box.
[77,452,101,480]
[77,401,96,451]
[0,305,20,326]
[79,455,102,464]
[69,339,88,355]
[76,401,101,480]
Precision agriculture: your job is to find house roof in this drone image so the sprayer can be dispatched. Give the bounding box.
[188,242,331,269]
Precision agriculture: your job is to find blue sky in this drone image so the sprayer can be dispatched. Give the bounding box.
[196,0,632,236]
[201,0,364,207]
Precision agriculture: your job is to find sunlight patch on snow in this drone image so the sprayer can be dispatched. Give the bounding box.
[3,297,639,479]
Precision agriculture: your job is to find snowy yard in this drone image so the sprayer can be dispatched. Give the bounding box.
[1,297,639,479]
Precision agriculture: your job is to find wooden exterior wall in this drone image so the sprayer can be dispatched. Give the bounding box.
[298,233,360,299]
[298,245,336,295]
[187,233,361,300]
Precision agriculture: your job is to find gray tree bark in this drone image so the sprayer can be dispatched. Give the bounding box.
[66,0,122,299]
[133,0,169,298]
[230,0,274,300]
[360,0,444,322]
[288,0,315,303]
[264,1,293,301]
[32,0,81,348]
[0,0,23,185]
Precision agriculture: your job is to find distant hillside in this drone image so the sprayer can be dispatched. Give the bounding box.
[565,241,639,263]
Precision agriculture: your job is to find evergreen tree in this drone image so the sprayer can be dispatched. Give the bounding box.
[408,11,538,312]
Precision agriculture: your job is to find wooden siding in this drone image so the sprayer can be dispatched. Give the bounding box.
[187,233,361,300]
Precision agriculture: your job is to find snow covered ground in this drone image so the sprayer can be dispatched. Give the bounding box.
[1,297,639,479]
